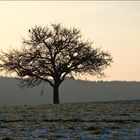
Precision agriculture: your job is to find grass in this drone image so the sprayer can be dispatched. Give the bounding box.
[0,101,140,139]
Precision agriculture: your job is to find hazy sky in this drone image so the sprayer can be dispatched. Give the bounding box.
[0,1,140,81]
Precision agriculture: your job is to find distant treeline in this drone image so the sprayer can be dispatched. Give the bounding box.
[0,76,140,106]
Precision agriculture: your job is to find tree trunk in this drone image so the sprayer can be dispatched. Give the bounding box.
[53,84,60,104]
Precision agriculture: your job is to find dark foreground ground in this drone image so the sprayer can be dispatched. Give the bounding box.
[0,101,140,140]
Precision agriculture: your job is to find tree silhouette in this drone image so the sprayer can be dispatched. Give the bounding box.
[0,23,112,104]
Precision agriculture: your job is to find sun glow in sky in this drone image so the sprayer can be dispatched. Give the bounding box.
[0,1,140,81]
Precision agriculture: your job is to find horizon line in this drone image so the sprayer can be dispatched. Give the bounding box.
[0,75,140,83]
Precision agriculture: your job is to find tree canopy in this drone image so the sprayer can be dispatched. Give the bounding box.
[0,23,113,104]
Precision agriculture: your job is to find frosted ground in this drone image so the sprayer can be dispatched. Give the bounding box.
[0,101,140,140]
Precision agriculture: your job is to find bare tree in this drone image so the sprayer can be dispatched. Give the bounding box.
[0,23,112,104]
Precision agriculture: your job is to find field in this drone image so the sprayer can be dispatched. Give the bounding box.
[0,101,140,140]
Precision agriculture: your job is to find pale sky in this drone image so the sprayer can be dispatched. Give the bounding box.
[0,1,140,81]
